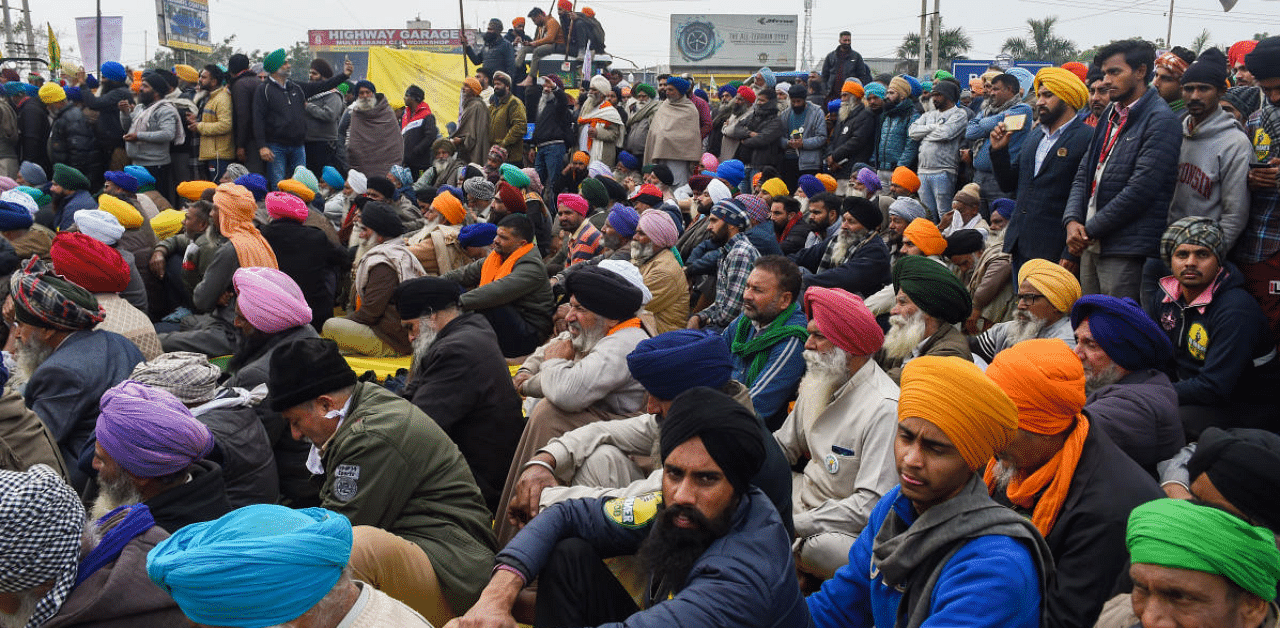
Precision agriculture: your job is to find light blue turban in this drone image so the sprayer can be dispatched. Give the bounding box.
[147,505,353,628]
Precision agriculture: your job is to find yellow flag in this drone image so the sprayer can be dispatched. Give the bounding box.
[47,23,60,73]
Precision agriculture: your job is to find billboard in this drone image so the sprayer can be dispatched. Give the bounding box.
[155,0,211,53]
[307,29,465,53]
[670,14,797,70]
[951,60,1054,86]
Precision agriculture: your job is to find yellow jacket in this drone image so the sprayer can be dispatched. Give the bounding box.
[195,86,234,160]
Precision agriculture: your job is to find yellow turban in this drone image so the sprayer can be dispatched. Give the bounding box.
[903,217,947,257]
[899,356,1019,471]
[177,180,217,201]
[276,179,316,203]
[96,194,143,229]
[173,64,199,84]
[1017,258,1081,313]
[1033,67,1088,112]
[760,177,789,198]
[151,208,186,240]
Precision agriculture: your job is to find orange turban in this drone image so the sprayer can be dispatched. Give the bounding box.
[814,173,837,192]
[277,178,315,203]
[899,356,1019,471]
[1061,61,1088,82]
[891,166,920,193]
[841,80,864,99]
[904,217,946,257]
[984,337,1090,536]
[463,77,482,96]
[177,180,217,202]
[214,183,278,269]
[571,151,590,165]
[431,191,465,225]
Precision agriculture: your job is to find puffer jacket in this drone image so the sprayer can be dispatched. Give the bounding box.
[49,104,101,174]
[828,103,876,178]
[732,103,785,171]
[872,98,921,171]
[464,36,515,79]
[780,101,828,171]
[1063,88,1183,258]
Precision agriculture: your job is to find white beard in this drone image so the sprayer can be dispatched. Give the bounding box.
[353,96,376,111]
[797,348,851,415]
[827,229,866,267]
[91,471,144,522]
[838,100,857,122]
[1004,310,1048,346]
[989,458,1017,495]
[569,317,610,353]
[1084,360,1127,394]
[883,309,928,360]
[847,188,867,199]
[798,196,809,214]
[15,333,54,381]
[409,318,440,378]
[630,240,656,264]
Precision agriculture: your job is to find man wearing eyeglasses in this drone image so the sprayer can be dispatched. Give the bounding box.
[971,258,1081,363]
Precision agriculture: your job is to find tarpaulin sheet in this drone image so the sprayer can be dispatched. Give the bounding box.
[367,46,465,134]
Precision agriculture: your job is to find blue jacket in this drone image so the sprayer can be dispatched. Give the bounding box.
[53,189,97,232]
[873,99,920,171]
[795,233,891,297]
[807,486,1042,628]
[722,306,807,430]
[1063,88,1182,258]
[967,102,1034,173]
[992,116,1093,265]
[685,223,782,277]
[25,330,144,489]
[497,489,811,628]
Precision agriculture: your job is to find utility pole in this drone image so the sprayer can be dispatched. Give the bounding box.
[1166,0,1174,49]
[929,0,940,77]
[1,0,13,63]
[96,0,102,73]
[917,0,926,76]
[802,0,814,71]
[18,0,32,74]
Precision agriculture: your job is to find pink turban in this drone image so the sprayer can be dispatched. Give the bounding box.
[96,380,215,478]
[804,286,884,357]
[266,191,308,222]
[638,209,679,249]
[232,266,313,333]
[0,176,16,191]
[558,193,589,217]
[700,152,719,173]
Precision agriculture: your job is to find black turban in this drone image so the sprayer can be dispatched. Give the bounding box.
[366,175,397,200]
[842,196,882,231]
[360,201,404,238]
[943,229,985,256]
[268,338,357,411]
[659,387,765,493]
[1187,427,1280,530]
[650,163,674,186]
[395,277,462,319]
[1245,36,1280,81]
[564,265,642,321]
[597,175,627,203]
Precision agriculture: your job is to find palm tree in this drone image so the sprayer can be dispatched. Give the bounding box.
[896,20,973,76]
[1001,17,1079,66]
[1191,29,1212,54]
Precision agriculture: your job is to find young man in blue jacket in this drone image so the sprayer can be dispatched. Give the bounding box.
[450,387,810,628]
[807,355,1051,628]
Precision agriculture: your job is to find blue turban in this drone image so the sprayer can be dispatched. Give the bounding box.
[711,199,749,230]
[626,330,734,400]
[921,80,933,93]
[992,198,1015,220]
[123,165,156,188]
[354,80,376,95]
[716,159,745,187]
[458,222,498,248]
[19,161,46,186]
[797,174,825,199]
[827,98,841,113]
[1007,67,1035,96]
[101,61,128,82]
[717,85,736,97]
[865,82,887,99]
[606,203,639,238]
[235,173,268,202]
[389,165,413,187]
[693,88,708,101]
[0,200,33,231]
[320,165,345,191]
[21,83,36,97]
[439,185,464,202]
[3,82,23,97]
[64,86,82,102]
[757,67,776,89]
[146,505,352,628]
[667,76,691,96]
[104,171,139,194]
[902,74,922,98]
[617,150,639,171]
[1070,294,1173,372]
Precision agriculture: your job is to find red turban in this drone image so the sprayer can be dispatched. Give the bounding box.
[50,232,130,294]
[803,286,883,357]
[497,181,527,213]
[1229,40,1259,67]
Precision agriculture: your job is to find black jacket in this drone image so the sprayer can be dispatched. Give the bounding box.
[465,35,515,79]
[1083,368,1182,477]
[261,218,350,330]
[253,72,351,147]
[993,426,1161,628]
[402,312,523,514]
[733,103,785,171]
[530,89,574,146]
[49,104,101,175]
[16,97,49,170]
[143,459,233,534]
[402,107,440,173]
[196,399,280,509]
[795,232,892,297]
[230,70,260,150]
[78,84,133,151]
[994,117,1093,265]
[827,104,876,178]
[820,47,873,100]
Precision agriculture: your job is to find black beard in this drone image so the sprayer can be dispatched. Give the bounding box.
[637,502,735,599]
[484,31,500,44]
[139,91,157,105]
[229,328,274,372]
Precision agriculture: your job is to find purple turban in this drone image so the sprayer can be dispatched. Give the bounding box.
[96,381,215,478]
[856,167,882,194]
[233,267,313,334]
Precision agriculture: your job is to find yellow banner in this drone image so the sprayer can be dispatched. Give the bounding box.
[366,46,466,134]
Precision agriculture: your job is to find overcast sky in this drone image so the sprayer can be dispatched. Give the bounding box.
[33,0,1280,71]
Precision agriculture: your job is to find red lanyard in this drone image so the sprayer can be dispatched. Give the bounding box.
[1092,108,1128,195]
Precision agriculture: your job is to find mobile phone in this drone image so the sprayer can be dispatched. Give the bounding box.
[1004,113,1026,132]
[1249,161,1274,169]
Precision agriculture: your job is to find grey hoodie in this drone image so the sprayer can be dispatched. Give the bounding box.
[907,104,970,174]
[121,100,181,166]
[1170,106,1253,250]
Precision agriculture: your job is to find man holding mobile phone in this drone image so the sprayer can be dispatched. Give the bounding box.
[1233,36,1280,343]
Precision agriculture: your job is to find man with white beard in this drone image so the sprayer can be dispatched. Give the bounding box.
[971,258,1080,363]
[875,255,974,384]
[775,286,899,583]
[794,196,891,296]
[395,276,523,515]
[496,264,648,545]
[0,465,183,628]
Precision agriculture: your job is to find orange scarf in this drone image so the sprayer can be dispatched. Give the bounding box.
[984,415,1090,537]
[480,243,534,285]
[607,318,642,335]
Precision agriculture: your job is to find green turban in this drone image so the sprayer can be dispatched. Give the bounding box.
[500,163,531,189]
[1127,498,1280,601]
[52,163,90,191]
[634,83,656,99]
[891,255,972,324]
[263,49,287,74]
[579,177,609,210]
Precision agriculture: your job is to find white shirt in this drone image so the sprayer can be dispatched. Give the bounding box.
[1035,116,1077,177]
